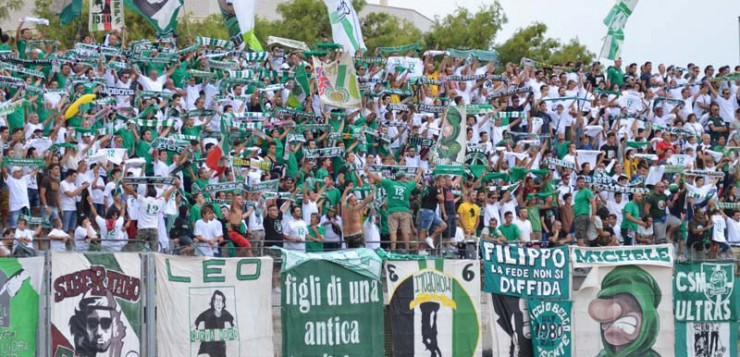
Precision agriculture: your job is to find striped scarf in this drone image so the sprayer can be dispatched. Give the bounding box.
[487,87,532,100]
[304,147,343,159]
[208,59,238,70]
[592,183,650,194]
[228,70,258,79]
[195,37,234,49]
[182,109,216,118]
[417,104,446,113]
[243,52,269,62]
[542,158,577,170]
[232,121,264,131]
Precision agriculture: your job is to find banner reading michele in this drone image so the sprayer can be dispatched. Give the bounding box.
[0,257,44,357]
[280,249,384,357]
[571,245,675,357]
[384,259,481,357]
[51,253,142,357]
[155,254,274,357]
[481,242,570,300]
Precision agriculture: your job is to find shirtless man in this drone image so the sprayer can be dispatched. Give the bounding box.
[228,195,251,256]
[341,184,375,248]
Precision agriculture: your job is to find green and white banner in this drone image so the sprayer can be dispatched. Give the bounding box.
[124,0,183,34]
[527,300,572,357]
[280,248,384,357]
[572,245,674,356]
[0,257,44,357]
[155,254,274,357]
[324,0,366,55]
[674,262,736,322]
[313,51,362,109]
[481,242,570,300]
[219,0,263,50]
[675,322,738,357]
[384,259,482,357]
[51,253,142,357]
[599,0,640,60]
[434,105,467,165]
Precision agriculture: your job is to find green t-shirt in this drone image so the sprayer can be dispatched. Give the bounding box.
[307,225,325,252]
[315,168,329,181]
[499,223,521,242]
[483,226,501,240]
[527,205,542,232]
[646,192,668,219]
[380,179,416,214]
[621,201,641,231]
[189,204,202,226]
[286,151,299,178]
[607,66,624,87]
[17,40,27,59]
[573,188,594,217]
[322,187,341,215]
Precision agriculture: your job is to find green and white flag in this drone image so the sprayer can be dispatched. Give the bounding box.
[53,0,83,25]
[384,259,482,357]
[0,257,44,357]
[528,300,573,357]
[124,0,183,34]
[219,0,263,51]
[599,29,625,60]
[324,0,366,55]
[434,105,467,165]
[599,0,639,60]
[89,0,124,32]
[287,63,310,108]
[674,262,736,322]
[313,51,362,109]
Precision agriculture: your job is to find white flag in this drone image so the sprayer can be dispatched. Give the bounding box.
[323,0,366,55]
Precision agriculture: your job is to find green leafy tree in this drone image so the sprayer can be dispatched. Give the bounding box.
[423,3,507,50]
[0,0,24,23]
[361,12,422,52]
[497,22,593,66]
[255,0,366,45]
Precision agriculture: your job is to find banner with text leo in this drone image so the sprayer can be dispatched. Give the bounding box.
[384,259,481,357]
[280,249,384,357]
[51,253,142,357]
[481,242,570,300]
[571,245,675,357]
[155,254,274,357]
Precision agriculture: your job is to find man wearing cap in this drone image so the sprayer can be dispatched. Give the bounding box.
[1,162,39,229]
[365,166,422,253]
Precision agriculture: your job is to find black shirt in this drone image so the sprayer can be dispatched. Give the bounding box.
[600,143,619,161]
[421,186,440,210]
[264,212,284,247]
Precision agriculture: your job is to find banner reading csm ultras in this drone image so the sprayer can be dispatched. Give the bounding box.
[51,253,142,357]
[481,242,570,300]
[571,245,675,357]
[155,254,274,357]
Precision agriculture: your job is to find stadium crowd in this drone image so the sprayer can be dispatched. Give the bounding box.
[0,20,739,260]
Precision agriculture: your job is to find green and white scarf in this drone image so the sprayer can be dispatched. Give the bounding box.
[1,157,44,167]
[377,43,420,55]
[304,147,343,159]
[208,59,238,70]
[487,87,532,100]
[0,100,26,116]
[247,179,279,192]
[417,104,446,113]
[195,37,234,49]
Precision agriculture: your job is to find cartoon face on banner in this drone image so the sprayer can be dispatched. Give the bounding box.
[51,253,142,357]
[574,264,674,357]
[189,288,239,356]
[385,260,481,357]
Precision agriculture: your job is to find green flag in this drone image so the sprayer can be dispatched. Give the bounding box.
[124,0,183,34]
[287,63,310,108]
[53,0,83,25]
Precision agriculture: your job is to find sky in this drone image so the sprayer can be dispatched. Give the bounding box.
[380,0,740,67]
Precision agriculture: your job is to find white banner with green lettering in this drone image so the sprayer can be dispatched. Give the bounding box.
[674,262,739,357]
[384,259,482,357]
[572,245,675,357]
[154,254,274,357]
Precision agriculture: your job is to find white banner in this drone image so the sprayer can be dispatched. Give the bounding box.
[571,244,674,268]
[386,56,425,78]
[51,253,142,357]
[384,259,482,357]
[155,254,274,357]
[89,0,125,32]
[323,0,366,54]
[573,246,674,357]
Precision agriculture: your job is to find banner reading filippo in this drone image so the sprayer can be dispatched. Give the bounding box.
[481,242,570,300]
[0,257,44,357]
[89,0,124,32]
[312,51,362,109]
[155,254,274,357]
[280,248,384,357]
[51,252,142,357]
[674,262,738,357]
[384,259,481,357]
[572,245,675,357]
[434,105,468,165]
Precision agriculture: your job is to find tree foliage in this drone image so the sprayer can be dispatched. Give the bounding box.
[423,3,507,50]
[361,12,422,52]
[254,0,366,45]
[497,22,594,66]
[0,0,24,23]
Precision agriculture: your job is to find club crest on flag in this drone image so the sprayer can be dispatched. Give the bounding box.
[702,263,734,306]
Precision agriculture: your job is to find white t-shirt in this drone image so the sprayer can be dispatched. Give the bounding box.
[319,216,343,243]
[7,175,30,211]
[137,196,166,229]
[514,218,533,242]
[712,214,727,243]
[194,219,223,257]
[13,228,34,250]
[727,217,740,245]
[95,216,126,251]
[74,226,96,252]
[59,180,78,211]
[137,75,167,92]
[284,218,308,251]
[48,228,70,251]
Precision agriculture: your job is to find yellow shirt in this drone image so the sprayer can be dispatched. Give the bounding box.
[457,202,481,234]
